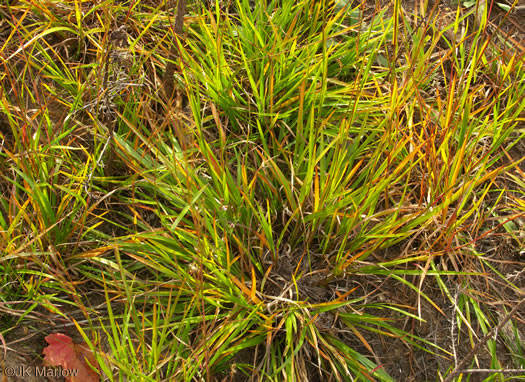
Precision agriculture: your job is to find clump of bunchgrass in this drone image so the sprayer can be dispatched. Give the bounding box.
[1,0,523,381]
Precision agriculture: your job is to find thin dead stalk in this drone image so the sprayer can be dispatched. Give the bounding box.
[443,298,525,382]
[163,0,187,100]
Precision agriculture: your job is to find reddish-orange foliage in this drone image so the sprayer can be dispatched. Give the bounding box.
[42,333,99,382]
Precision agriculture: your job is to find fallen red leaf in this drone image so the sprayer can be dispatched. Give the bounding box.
[42,333,99,382]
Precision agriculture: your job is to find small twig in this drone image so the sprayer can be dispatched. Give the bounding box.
[453,369,525,375]
[100,27,118,177]
[450,288,461,368]
[443,298,525,382]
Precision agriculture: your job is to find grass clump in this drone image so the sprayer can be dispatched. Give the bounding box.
[0,0,524,381]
